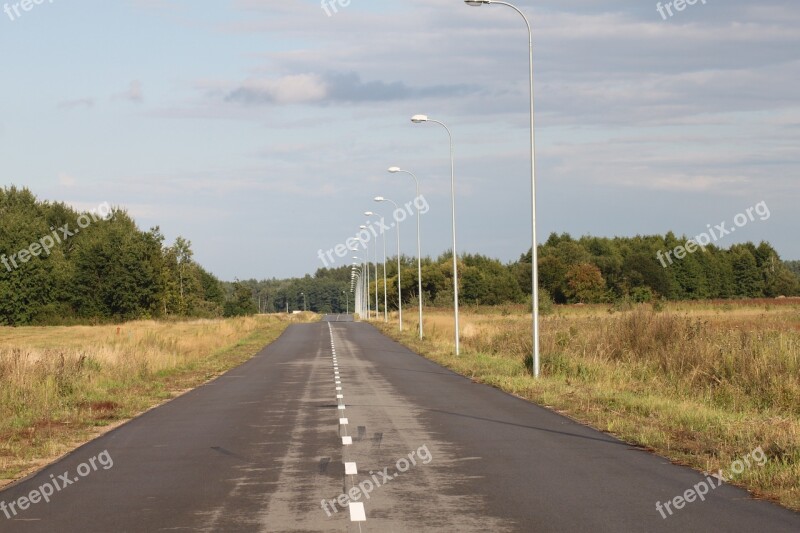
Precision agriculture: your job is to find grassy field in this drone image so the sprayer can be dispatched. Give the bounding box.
[372,299,800,511]
[0,313,314,487]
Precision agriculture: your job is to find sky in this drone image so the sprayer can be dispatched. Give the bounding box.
[1,0,798,281]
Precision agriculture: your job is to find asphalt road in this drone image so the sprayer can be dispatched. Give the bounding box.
[1,317,798,532]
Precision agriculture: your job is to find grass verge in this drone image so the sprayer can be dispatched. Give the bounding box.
[0,313,315,487]
[372,302,800,511]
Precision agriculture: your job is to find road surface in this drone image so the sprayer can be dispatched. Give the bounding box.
[1,317,798,532]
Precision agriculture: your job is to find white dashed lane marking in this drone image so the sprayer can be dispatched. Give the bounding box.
[328,320,367,526]
[349,502,367,522]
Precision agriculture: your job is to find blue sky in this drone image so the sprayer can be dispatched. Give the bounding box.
[2,0,798,280]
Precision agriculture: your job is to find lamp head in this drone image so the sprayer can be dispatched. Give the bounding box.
[465,0,490,5]
[388,166,401,173]
[411,114,428,123]
[374,196,385,202]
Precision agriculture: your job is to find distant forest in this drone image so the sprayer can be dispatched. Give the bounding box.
[2,187,798,324]
[242,233,800,314]
[0,187,226,325]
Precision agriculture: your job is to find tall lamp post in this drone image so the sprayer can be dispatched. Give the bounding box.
[465,0,540,376]
[352,265,363,317]
[360,224,379,320]
[411,114,460,355]
[353,255,366,318]
[352,265,362,317]
[343,290,349,315]
[388,166,424,339]
[300,292,307,312]
[354,236,371,319]
[352,277,359,317]
[375,196,402,331]
[365,211,388,322]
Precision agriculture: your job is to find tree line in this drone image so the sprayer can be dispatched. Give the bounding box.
[0,187,225,325]
[3,187,798,324]
[533,233,800,304]
[241,233,800,313]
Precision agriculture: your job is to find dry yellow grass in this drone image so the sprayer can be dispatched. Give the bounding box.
[0,313,314,485]
[374,300,800,510]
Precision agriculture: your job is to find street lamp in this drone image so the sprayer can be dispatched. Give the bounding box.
[365,211,388,322]
[351,264,363,317]
[353,257,365,318]
[300,292,307,312]
[375,196,402,331]
[353,255,365,318]
[360,224,379,321]
[354,235,371,319]
[343,290,349,315]
[465,0,540,377]
[411,114,460,355]
[352,266,363,318]
[388,166,424,339]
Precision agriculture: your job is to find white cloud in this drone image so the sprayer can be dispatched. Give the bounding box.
[113,80,144,103]
[228,74,327,105]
